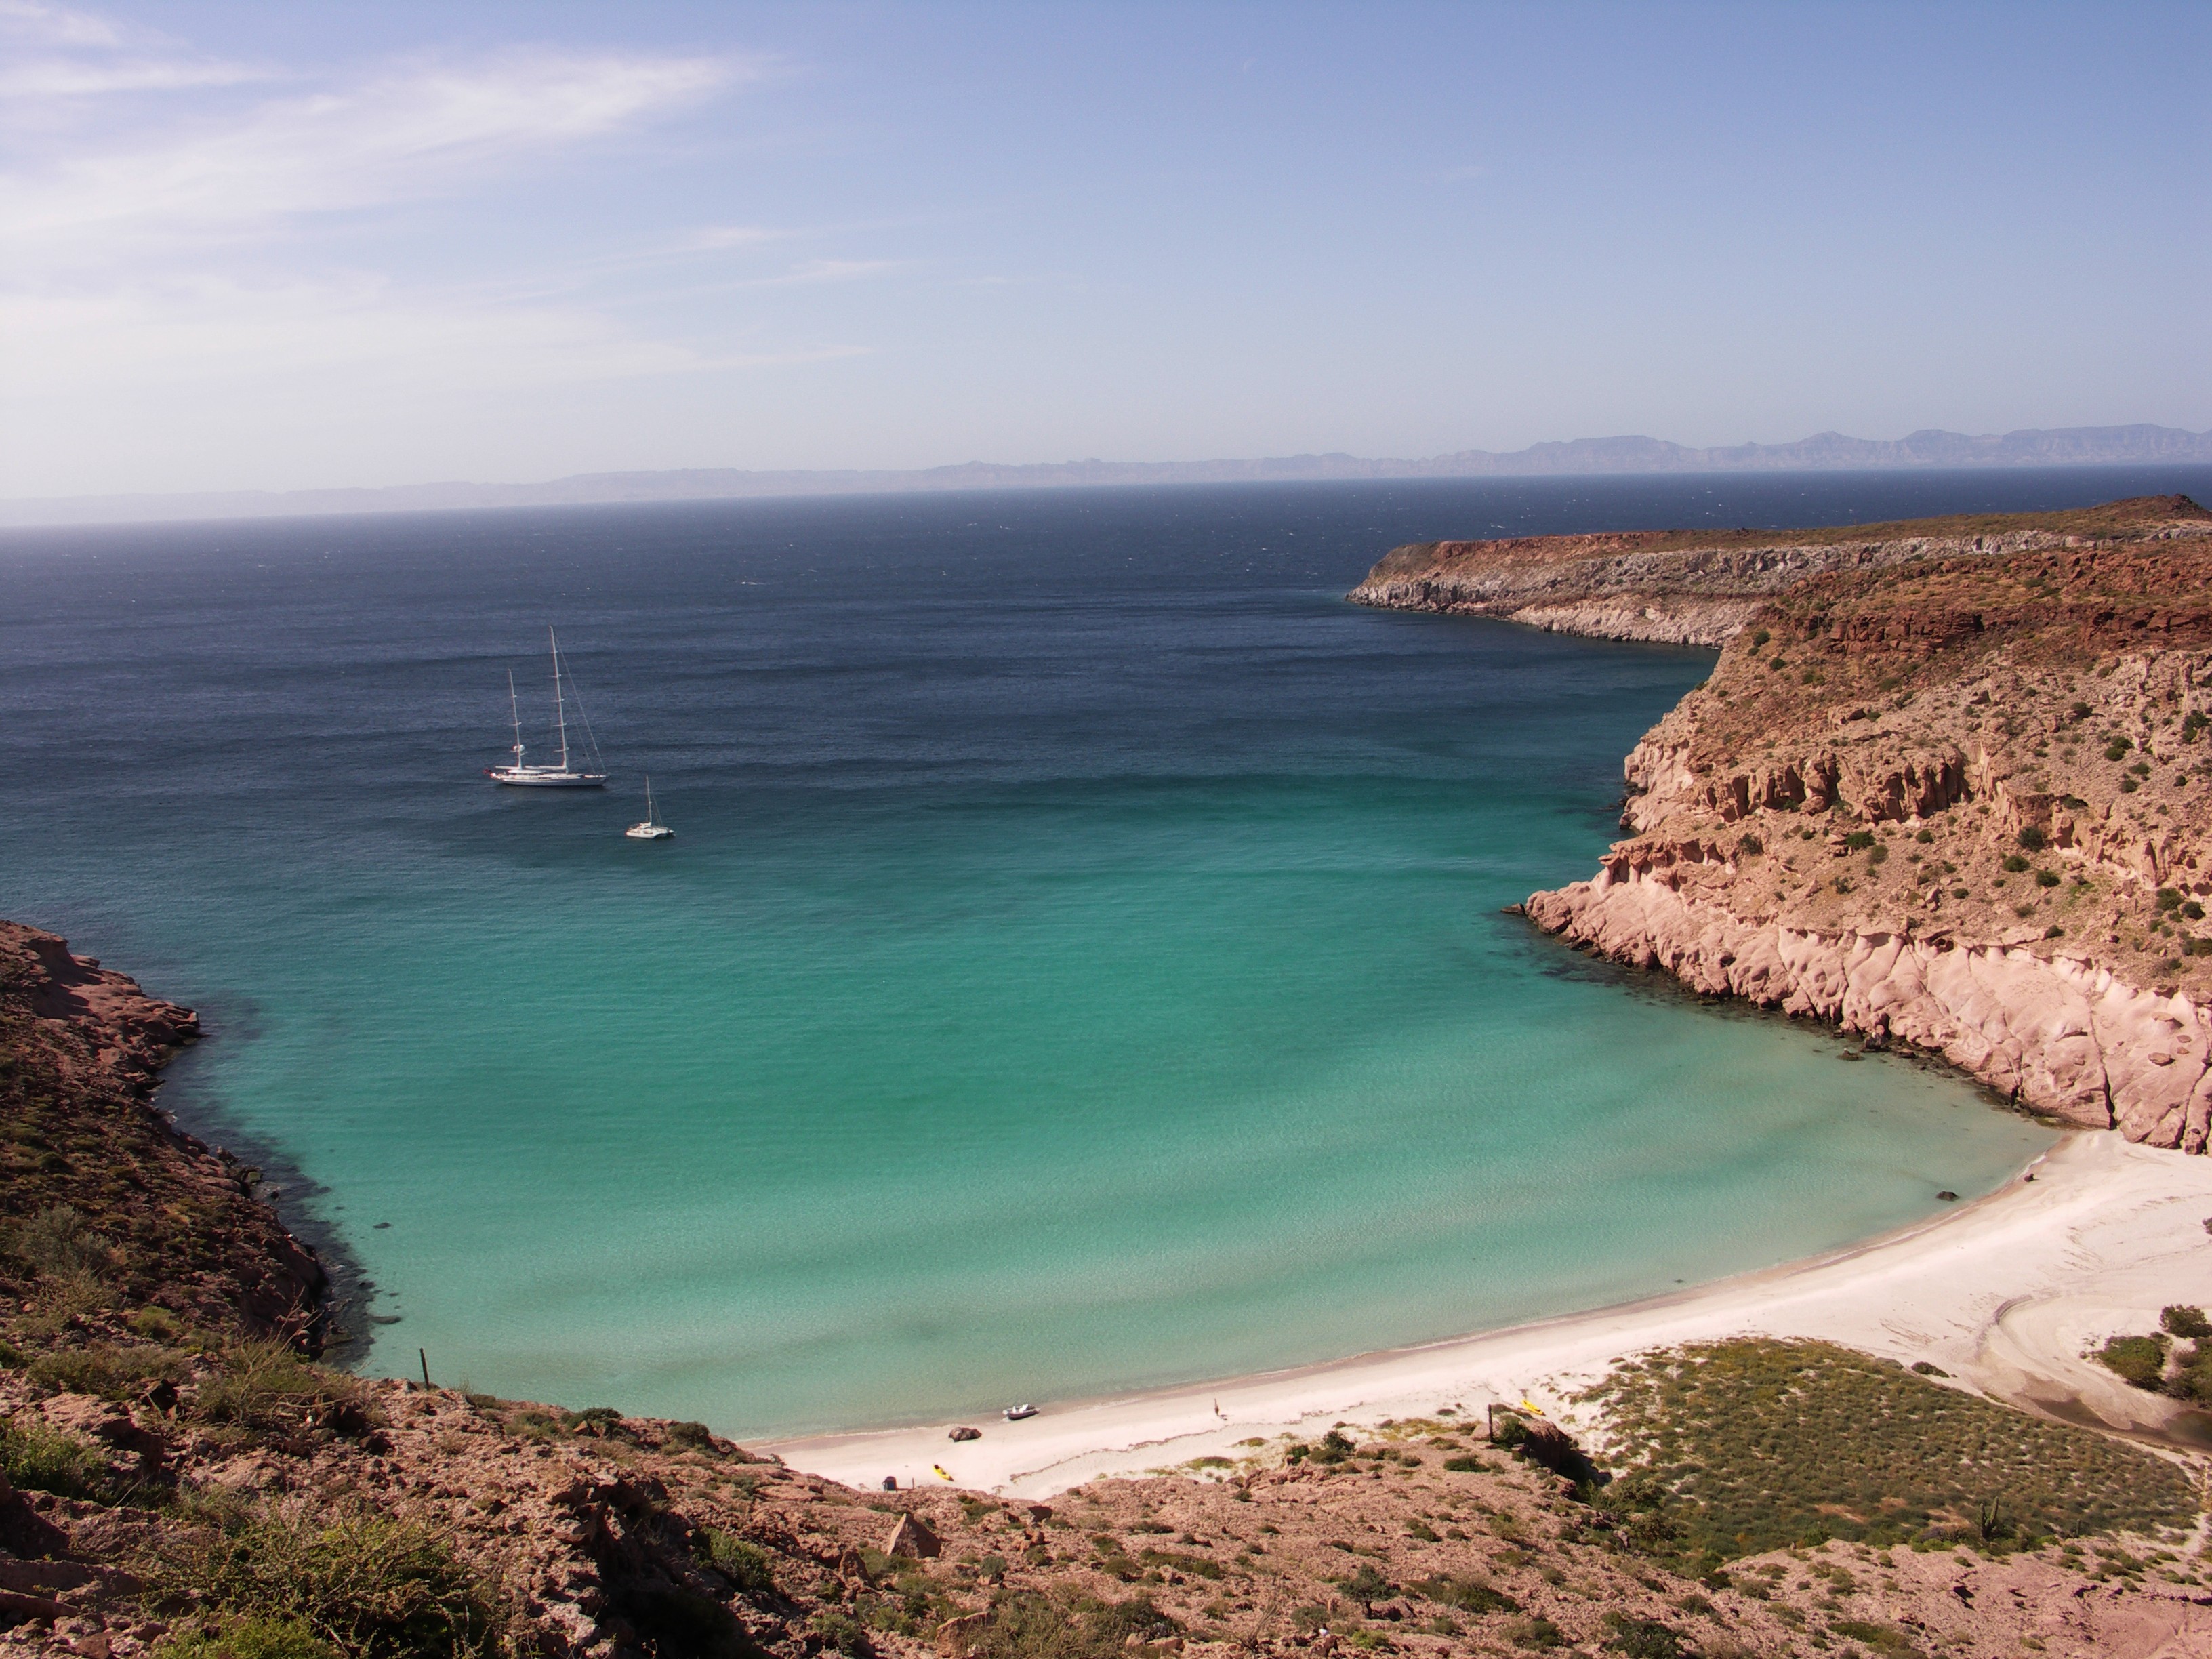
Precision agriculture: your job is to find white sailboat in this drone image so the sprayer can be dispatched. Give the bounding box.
[485,629,607,788]
[625,775,674,840]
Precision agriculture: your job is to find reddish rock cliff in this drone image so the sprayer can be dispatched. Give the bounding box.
[1347,495,2212,645]
[1519,537,2212,1147]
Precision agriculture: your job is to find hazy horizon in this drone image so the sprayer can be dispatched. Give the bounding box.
[3,1,2206,500]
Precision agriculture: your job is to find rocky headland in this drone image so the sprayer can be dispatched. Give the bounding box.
[1351,495,2212,1147]
[1347,493,2212,646]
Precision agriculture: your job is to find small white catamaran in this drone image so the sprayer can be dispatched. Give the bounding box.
[485,628,607,788]
[625,775,674,840]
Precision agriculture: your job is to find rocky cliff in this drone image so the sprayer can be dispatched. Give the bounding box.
[1500,513,2212,1147]
[1347,495,2212,645]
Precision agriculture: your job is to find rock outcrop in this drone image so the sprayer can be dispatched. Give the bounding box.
[1347,494,2212,644]
[0,922,327,1343]
[1509,521,2212,1147]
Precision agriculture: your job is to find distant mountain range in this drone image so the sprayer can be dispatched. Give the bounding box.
[7,424,2209,529]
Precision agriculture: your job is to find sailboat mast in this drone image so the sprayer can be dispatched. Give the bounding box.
[507,670,524,764]
[549,626,570,773]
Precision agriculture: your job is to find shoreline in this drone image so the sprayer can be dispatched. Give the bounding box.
[767,1130,2212,1495]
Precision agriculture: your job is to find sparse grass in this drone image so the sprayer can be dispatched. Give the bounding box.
[147,1503,506,1659]
[1581,1338,2197,1563]
[28,1340,187,1401]
[191,1340,371,1433]
[960,1589,1179,1659]
[699,1528,778,1596]
[153,1616,342,1659]
[1,1412,119,1501]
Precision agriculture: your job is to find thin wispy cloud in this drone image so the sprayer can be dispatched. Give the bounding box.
[3,50,744,256]
[0,0,125,47]
[752,258,905,287]
[0,4,888,492]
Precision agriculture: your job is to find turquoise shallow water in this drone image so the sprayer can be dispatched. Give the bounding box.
[0,474,2124,1436]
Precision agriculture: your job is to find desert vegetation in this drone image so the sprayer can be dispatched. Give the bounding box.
[1580,1338,2199,1568]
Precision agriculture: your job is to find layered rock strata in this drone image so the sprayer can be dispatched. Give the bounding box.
[1511,531,2212,1146]
[1347,494,2212,644]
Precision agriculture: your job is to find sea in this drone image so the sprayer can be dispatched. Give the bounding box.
[6,466,2204,1438]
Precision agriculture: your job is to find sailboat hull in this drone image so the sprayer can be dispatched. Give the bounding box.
[485,767,606,788]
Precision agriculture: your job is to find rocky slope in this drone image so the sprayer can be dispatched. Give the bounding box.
[1347,495,2212,644]
[1498,513,2212,1147]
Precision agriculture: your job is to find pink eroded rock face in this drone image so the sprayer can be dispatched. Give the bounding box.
[1521,535,2212,1149]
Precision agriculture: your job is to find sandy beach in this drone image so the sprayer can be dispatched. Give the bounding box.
[769,1131,2212,1496]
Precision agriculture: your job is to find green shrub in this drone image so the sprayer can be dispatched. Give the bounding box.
[150,1504,504,1659]
[129,1307,188,1343]
[2163,1306,2212,1339]
[29,1343,186,1401]
[2156,888,2184,912]
[1844,830,1876,851]
[2167,1343,2212,1406]
[699,1529,777,1596]
[2002,854,2032,872]
[1509,1616,1565,1650]
[1139,1547,1222,1580]
[1829,1620,1921,1655]
[1603,1614,1691,1658]
[1288,1429,1355,1466]
[2036,869,2061,888]
[1750,629,1771,648]
[2097,1334,2169,1390]
[153,1616,340,1659]
[666,1419,717,1450]
[964,1593,1176,1659]
[1339,1564,1389,1605]
[1412,1575,1518,1614]
[0,1413,114,1500]
[2017,825,2047,851]
[9,1204,110,1277]
[2106,739,2134,761]
[192,1343,365,1432]
[1441,1454,1485,1472]
[2185,901,2207,921]
[1736,834,1762,857]
[1914,827,1934,843]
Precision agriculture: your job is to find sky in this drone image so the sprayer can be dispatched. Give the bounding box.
[2,0,2207,497]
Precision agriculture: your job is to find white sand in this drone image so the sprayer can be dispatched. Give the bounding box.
[766,1132,2212,1498]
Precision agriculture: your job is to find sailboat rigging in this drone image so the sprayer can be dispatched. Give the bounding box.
[485,628,607,787]
[625,774,674,840]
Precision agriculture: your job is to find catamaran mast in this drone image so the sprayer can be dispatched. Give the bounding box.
[549,626,571,773]
[507,670,525,766]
